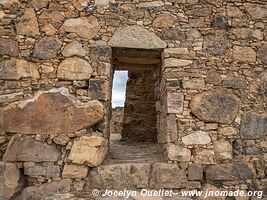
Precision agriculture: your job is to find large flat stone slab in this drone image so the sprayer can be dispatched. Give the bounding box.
[0,88,104,135]
[108,26,167,49]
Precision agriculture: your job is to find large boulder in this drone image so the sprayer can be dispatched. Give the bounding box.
[190,90,240,124]
[0,162,24,200]
[60,16,100,39]
[0,88,104,135]
[68,135,108,166]
[108,26,167,49]
[3,135,61,162]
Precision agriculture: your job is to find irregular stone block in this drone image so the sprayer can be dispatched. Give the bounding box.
[214,140,233,161]
[162,28,186,41]
[167,92,184,114]
[212,15,229,30]
[190,90,240,124]
[218,127,237,136]
[39,9,65,29]
[203,31,227,56]
[89,163,151,189]
[257,44,267,64]
[150,162,187,189]
[165,144,191,162]
[182,78,205,89]
[0,88,104,135]
[62,41,86,57]
[68,135,108,166]
[182,131,211,145]
[0,58,40,80]
[57,57,92,80]
[16,8,39,36]
[193,149,214,164]
[0,38,19,56]
[60,17,100,39]
[163,58,193,68]
[24,163,60,178]
[233,46,256,63]
[62,164,88,179]
[3,135,61,162]
[222,77,246,89]
[188,164,203,181]
[88,79,108,101]
[0,92,23,104]
[108,25,167,49]
[240,112,267,139]
[250,70,267,97]
[138,1,164,8]
[206,162,255,180]
[33,36,62,59]
[53,135,70,146]
[153,14,174,28]
[243,3,267,19]
[0,162,24,200]
[206,69,222,85]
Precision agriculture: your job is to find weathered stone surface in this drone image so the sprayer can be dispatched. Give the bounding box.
[0,0,19,7]
[108,26,167,49]
[193,149,214,164]
[95,0,115,6]
[206,69,222,85]
[68,135,108,166]
[16,8,39,36]
[223,77,246,89]
[39,9,65,29]
[186,7,212,17]
[138,1,164,8]
[204,31,228,56]
[190,90,240,124]
[3,135,61,162]
[219,127,237,136]
[182,78,205,89]
[165,144,191,162]
[20,179,71,200]
[150,162,187,189]
[73,0,91,10]
[182,131,211,145]
[164,48,189,56]
[31,0,50,10]
[0,58,40,80]
[0,88,104,134]
[89,163,151,189]
[0,92,24,104]
[206,162,255,180]
[162,28,186,41]
[62,41,86,57]
[60,16,100,39]
[164,58,193,68]
[257,44,267,64]
[24,162,60,178]
[212,15,229,30]
[250,70,267,97]
[233,46,256,63]
[0,38,19,56]
[196,184,225,200]
[62,164,88,178]
[214,140,232,161]
[34,36,62,59]
[167,92,184,114]
[243,3,267,19]
[153,14,174,28]
[53,135,70,145]
[240,112,267,139]
[0,162,23,200]
[188,164,203,181]
[57,57,92,80]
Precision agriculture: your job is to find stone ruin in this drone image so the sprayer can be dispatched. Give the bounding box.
[0,0,266,199]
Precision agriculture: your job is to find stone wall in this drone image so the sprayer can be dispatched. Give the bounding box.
[110,107,124,135]
[0,0,266,198]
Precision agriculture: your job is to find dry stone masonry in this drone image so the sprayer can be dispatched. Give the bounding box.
[0,0,266,199]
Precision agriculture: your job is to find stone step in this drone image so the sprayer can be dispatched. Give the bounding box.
[87,162,187,190]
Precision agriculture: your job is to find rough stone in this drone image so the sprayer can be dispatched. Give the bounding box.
[153,14,174,28]
[68,135,108,166]
[196,184,225,200]
[214,140,232,161]
[257,44,267,64]
[240,112,267,139]
[193,149,214,164]
[16,8,39,36]
[161,28,186,41]
[243,3,267,19]
[218,127,238,136]
[62,41,87,57]
[206,162,255,180]
[212,15,229,30]
[223,77,246,89]
[53,135,70,145]
[60,16,100,39]
[188,164,203,181]
[31,0,50,10]
[0,58,40,80]
[89,163,151,189]
[3,135,61,162]
[206,69,222,85]
[204,31,228,56]
[165,144,191,162]
[0,92,24,104]
[190,90,240,124]
[34,36,62,59]
[0,162,23,200]
[0,0,19,7]
[88,79,108,101]
[62,164,88,178]
[108,26,167,49]
[233,46,256,63]
[0,88,104,134]
[95,0,115,6]
[182,131,211,145]
[164,58,193,68]
[182,78,205,89]
[167,92,184,114]
[24,163,60,178]
[150,162,187,189]
[138,1,164,8]
[73,0,91,10]
[0,38,19,56]
[39,9,65,29]
[57,57,92,80]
